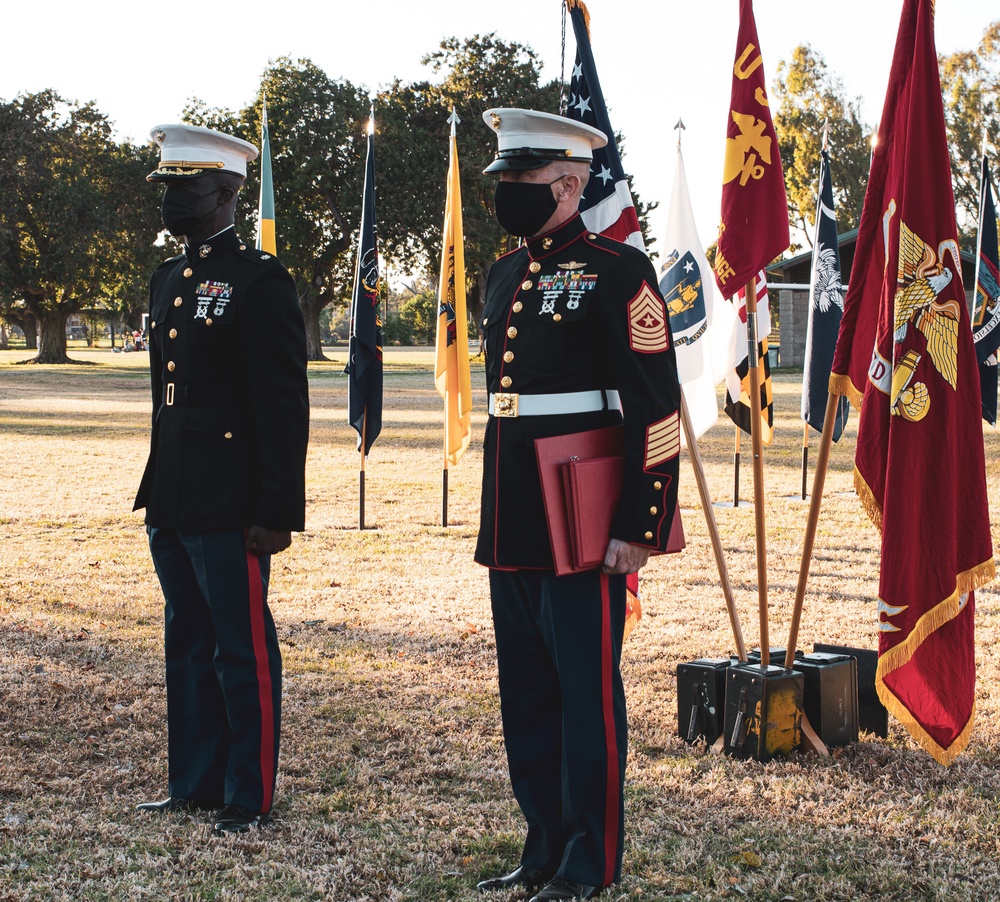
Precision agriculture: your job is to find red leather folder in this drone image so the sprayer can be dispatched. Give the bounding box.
[535,426,685,576]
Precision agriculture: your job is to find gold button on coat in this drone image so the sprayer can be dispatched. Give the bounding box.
[653,481,662,490]
[503,351,514,363]
[150,321,156,328]
[173,297,183,307]
[183,268,193,278]
[500,376,512,388]
[224,432,233,439]
[483,317,489,326]
[512,301,523,313]
[507,326,517,339]
[167,361,176,372]
[650,506,658,515]
[205,318,213,326]
[521,280,532,290]
[168,328,177,339]
[553,313,562,322]
[529,262,541,273]
[644,531,653,540]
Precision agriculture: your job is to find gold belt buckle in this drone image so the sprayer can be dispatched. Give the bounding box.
[493,392,519,417]
[165,383,175,406]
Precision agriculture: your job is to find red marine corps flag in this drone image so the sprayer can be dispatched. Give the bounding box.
[712,0,789,299]
[829,0,994,764]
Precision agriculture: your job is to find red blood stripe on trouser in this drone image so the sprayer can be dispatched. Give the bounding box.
[599,572,620,887]
[245,549,275,813]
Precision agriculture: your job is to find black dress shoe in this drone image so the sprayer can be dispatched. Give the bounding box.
[211,804,271,836]
[529,877,601,901]
[135,797,196,813]
[477,865,551,893]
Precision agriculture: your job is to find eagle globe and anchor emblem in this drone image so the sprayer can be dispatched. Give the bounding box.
[869,202,962,423]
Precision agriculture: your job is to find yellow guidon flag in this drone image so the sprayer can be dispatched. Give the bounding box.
[257,95,276,256]
[435,111,472,467]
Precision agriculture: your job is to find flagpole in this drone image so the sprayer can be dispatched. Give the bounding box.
[733,426,741,507]
[786,392,838,668]
[744,275,769,665]
[784,391,837,757]
[801,421,809,500]
[442,426,449,528]
[359,415,367,530]
[681,397,746,660]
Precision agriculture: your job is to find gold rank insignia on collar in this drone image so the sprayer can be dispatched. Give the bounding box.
[556,261,587,270]
[199,244,212,258]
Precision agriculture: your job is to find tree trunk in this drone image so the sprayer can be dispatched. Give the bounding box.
[5,311,39,349]
[299,295,329,361]
[0,321,8,349]
[22,312,38,350]
[31,308,73,363]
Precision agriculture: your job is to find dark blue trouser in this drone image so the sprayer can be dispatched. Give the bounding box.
[148,527,281,813]
[489,568,628,888]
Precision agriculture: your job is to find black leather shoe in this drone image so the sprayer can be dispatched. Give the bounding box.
[135,797,196,813]
[477,865,551,893]
[211,804,271,836]
[529,877,601,901]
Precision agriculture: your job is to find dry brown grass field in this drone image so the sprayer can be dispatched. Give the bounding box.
[2,346,1000,901]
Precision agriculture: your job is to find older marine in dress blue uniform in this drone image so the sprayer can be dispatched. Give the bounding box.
[475,110,681,901]
[133,124,309,836]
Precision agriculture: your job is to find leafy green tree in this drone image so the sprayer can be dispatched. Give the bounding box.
[377,34,656,324]
[0,91,161,363]
[772,45,871,246]
[940,21,1000,242]
[378,35,562,324]
[187,58,370,360]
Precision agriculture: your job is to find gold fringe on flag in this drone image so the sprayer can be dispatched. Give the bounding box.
[565,0,591,35]
[829,372,865,412]
[874,557,995,766]
[853,466,883,532]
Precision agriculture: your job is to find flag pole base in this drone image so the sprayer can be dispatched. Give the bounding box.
[799,712,830,756]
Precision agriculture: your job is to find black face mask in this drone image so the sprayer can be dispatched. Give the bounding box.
[493,177,563,238]
[160,184,217,237]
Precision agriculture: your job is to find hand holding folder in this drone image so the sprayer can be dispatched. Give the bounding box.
[535,425,684,576]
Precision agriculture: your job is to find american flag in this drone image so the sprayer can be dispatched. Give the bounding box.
[564,0,646,635]
[565,0,644,250]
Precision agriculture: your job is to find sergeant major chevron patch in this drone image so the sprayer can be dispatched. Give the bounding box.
[628,283,669,353]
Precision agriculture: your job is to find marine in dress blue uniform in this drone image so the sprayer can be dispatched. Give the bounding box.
[475,110,681,902]
[133,124,309,836]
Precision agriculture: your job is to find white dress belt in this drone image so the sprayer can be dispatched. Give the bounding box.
[488,389,621,417]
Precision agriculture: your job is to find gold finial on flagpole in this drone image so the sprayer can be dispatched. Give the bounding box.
[447,108,461,137]
[674,117,686,151]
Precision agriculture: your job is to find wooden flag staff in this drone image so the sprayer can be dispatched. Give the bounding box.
[681,397,747,661]
[785,391,839,668]
[744,276,769,666]
[781,392,839,757]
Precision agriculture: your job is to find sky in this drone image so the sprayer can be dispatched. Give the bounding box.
[4,0,996,265]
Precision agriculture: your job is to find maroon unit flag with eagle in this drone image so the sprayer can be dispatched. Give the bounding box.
[712,0,789,298]
[829,0,994,764]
